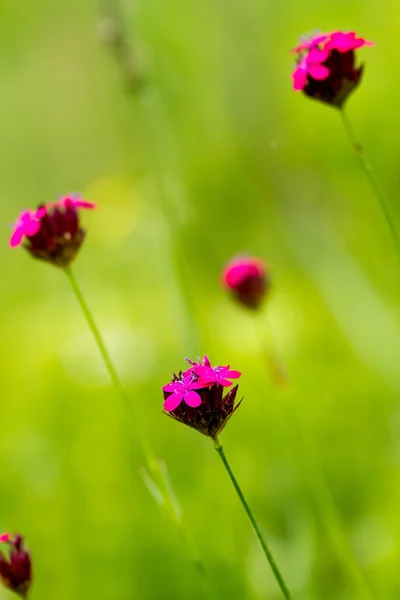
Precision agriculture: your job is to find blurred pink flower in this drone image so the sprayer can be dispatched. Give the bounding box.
[10,196,96,268]
[291,30,373,107]
[0,534,32,598]
[222,256,269,309]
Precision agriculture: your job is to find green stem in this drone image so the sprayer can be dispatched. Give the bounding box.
[339,109,400,259]
[65,266,214,598]
[214,438,293,600]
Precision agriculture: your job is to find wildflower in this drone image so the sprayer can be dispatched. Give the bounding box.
[291,30,373,107]
[0,534,32,598]
[222,256,269,310]
[10,196,96,268]
[163,356,242,440]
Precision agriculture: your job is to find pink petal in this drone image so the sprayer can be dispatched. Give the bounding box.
[24,218,40,237]
[9,226,24,248]
[189,379,208,389]
[62,196,96,210]
[0,534,10,543]
[162,382,180,392]
[217,377,234,387]
[225,369,241,379]
[184,391,202,408]
[308,64,330,80]
[202,355,212,367]
[164,392,184,412]
[308,48,329,63]
[292,67,307,90]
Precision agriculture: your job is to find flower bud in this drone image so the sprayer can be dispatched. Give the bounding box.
[162,355,242,440]
[10,196,95,268]
[0,534,32,598]
[222,256,269,310]
[292,30,373,108]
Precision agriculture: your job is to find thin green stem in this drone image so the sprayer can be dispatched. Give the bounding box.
[214,438,293,600]
[65,266,214,598]
[340,109,400,259]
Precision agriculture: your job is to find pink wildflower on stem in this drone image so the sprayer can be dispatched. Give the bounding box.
[9,195,96,268]
[162,357,293,599]
[291,30,373,107]
[222,256,269,310]
[0,534,32,598]
[291,31,400,261]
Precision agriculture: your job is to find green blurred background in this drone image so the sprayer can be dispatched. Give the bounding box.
[1,1,399,598]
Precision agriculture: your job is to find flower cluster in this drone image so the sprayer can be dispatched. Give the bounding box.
[292,30,373,107]
[10,196,95,268]
[162,355,242,440]
[222,256,269,310]
[0,534,32,598]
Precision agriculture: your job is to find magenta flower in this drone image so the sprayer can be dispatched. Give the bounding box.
[291,30,373,107]
[0,534,32,598]
[222,256,269,310]
[163,356,242,440]
[192,355,241,387]
[10,196,96,268]
[162,373,203,411]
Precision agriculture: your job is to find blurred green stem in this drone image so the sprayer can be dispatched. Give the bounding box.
[65,266,215,599]
[339,109,400,259]
[214,438,293,600]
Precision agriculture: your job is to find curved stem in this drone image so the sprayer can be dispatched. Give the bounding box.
[65,266,215,598]
[214,438,293,600]
[339,109,400,259]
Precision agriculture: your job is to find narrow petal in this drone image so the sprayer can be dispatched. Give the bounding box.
[292,67,307,90]
[202,355,212,367]
[184,391,202,407]
[9,227,24,248]
[164,392,184,411]
[308,64,330,80]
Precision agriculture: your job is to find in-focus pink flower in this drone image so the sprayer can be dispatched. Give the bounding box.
[162,373,203,411]
[0,534,32,598]
[163,356,242,439]
[291,30,373,107]
[10,196,96,268]
[222,256,269,310]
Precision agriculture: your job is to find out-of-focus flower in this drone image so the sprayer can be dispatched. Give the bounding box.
[163,356,242,440]
[0,534,32,598]
[10,196,95,268]
[222,256,269,310]
[291,30,373,107]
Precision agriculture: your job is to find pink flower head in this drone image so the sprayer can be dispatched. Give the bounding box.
[162,356,242,440]
[222,256,269,310]
[291,30,373,107]
[9,195,96,268]
[0,533,32,598]
[162,373,203,411]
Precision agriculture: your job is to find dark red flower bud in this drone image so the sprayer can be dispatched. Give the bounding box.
[162,356,242,440]
[0,534,32,598]
[292,30,373,108]
[222,256,269,310]
[10,196,96,268]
